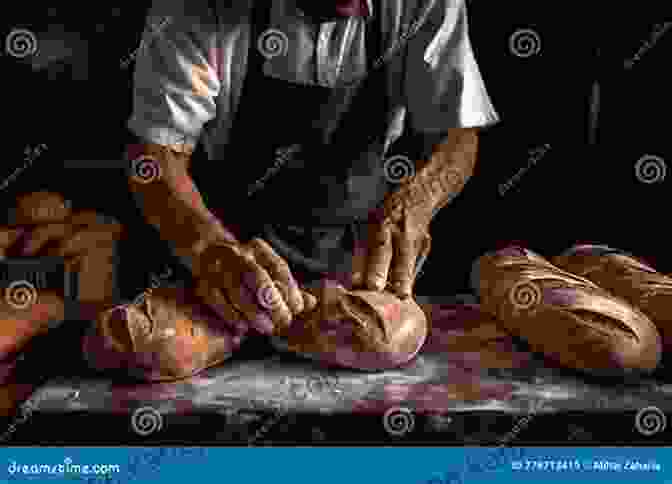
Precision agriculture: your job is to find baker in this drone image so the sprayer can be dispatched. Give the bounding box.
[1,0,499,383]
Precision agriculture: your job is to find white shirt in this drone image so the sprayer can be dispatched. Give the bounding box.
[127,0,500,159]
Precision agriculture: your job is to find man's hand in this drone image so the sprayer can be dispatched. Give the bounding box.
[351,128,479,298]
[194,238,317,339]
[0,192,123,262]
[15,211,123,259]
[351,201,432,299]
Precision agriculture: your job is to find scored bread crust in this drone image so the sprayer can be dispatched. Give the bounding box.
[474,247,661,375]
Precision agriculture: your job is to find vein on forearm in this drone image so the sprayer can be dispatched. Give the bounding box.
[385,128,479,221]
[424,127,479,214]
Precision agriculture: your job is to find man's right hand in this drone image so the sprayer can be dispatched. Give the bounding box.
[124,140,317,337]
[194,238,317,339]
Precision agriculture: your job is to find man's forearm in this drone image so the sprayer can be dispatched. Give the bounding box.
[384,128,479,222]
[126,142,237,274]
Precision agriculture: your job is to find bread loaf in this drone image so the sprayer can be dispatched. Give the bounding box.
[474,246,661,375]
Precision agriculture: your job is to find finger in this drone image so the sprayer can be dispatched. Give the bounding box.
[350,233,368,288]
[301,289,318,313]
[0,228,25,250]
[20,223,71,256]
[237,251,292,330]
[389,229,418,299]
[418,232,432,266]
[365,222,393,291]
[228,283,275,335]
[56,224,124,257]
[68,210,103,226]
[274,282,317,315]
[248,238,304,315]
[13,192,71,225]
[217,248,278,334]
[195,279,248,336]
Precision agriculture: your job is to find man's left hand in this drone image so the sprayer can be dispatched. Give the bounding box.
[351,200,432,299]
[350,128,479,298]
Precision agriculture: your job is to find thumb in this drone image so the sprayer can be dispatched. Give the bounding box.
[301,289,318,313]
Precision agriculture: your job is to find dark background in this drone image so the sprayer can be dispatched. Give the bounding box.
[2,3,670,295]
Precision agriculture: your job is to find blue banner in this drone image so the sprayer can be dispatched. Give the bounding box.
[0,447,668,483]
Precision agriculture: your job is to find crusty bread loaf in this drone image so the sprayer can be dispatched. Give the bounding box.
[84,287,239,381]
[553,244,672,351]
[473,246,661,375]
[273,283,428,371]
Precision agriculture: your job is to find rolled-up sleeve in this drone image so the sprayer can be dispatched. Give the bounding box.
[404,0,500,133]
[127,0,221,153]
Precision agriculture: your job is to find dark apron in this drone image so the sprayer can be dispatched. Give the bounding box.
[192,0,427,282]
